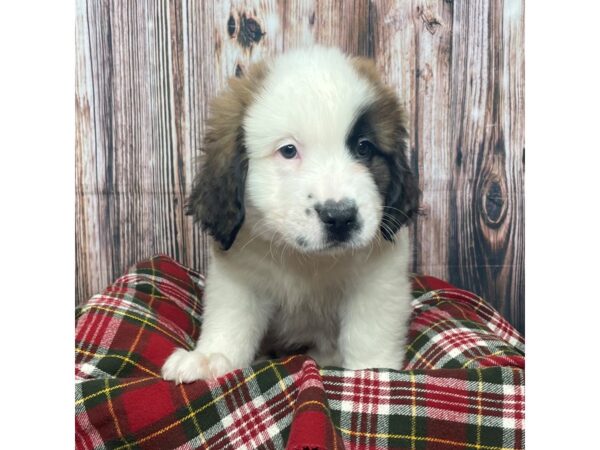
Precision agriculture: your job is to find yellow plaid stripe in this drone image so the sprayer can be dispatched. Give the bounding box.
[104,378,132,449]
[179,383,209,447]
[337,427,515,450]
[114,262,158,377]
[410,371,417,450]
[75,348,160,377]
[80,304,189,348]
[76,377,154,406]
[268,360,296,410]
[112,356,298,450]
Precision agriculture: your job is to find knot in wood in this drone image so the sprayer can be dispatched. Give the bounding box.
[420,7,443,35]
[237,13,264,48]
[235,64,244,78]
[417,63,433,83]
[481,177,507,227]
[227,15,236,37]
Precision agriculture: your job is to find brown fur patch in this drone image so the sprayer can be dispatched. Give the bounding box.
[350,57,420,239]
[186,62,269,250]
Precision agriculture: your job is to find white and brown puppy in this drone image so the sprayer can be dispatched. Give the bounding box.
[162,46,419,383]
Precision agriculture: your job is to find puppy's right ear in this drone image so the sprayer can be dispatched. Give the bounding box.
[186,135,247,251]
[186,63,268,250]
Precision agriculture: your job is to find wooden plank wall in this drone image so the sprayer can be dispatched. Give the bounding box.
[76,0,525,333]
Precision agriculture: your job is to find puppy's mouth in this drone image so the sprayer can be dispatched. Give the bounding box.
[293,235,365,254]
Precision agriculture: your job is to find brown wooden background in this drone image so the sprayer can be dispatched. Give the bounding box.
[76,0,525,334]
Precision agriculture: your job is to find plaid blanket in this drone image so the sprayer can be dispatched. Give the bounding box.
[75,255,524,450]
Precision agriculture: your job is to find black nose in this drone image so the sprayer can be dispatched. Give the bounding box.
[314,199,359,241]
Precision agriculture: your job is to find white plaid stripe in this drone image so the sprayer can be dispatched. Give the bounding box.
[75,386,107,450]
[324,371,395,408]
[322,368,524,427]
[118,273,204,322]
[428,327,505,366]
[173,437,203,450]
[407,311,522,369]
[76,362,114,381]
[80,293,196,348]
[202,368,296,449]
[433,289,525,351]
[76,297,125,361]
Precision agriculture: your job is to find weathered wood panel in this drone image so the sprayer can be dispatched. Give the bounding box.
[75,0,525,333]
[366,0,524,332]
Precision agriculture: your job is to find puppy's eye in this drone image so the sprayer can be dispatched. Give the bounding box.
[356,138,374,160]
[278,144,298,159]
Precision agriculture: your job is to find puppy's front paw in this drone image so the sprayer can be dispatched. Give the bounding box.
[161,348,234,383]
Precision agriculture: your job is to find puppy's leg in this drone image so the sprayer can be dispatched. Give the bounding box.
[307,344,343,368]
[162,268,270,383]
[338,276,413,370]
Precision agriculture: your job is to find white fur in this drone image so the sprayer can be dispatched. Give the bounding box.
[162,47,413,383]
[244,47,381,253]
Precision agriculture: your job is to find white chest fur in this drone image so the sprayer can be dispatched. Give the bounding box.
[208,228,411,358]
[162,229,413,382]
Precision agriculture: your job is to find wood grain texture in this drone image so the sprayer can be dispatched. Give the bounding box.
[75,0,525,333]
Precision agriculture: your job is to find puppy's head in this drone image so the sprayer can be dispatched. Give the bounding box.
[187,46,419,252]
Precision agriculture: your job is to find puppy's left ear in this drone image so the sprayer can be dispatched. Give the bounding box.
[186,62,268,250]
[381,137,420,240]
[350,56,420,241]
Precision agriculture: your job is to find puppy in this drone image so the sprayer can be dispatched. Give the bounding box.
[162,46,419,383]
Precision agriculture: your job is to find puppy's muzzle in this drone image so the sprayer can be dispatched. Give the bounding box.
[315,199,359,243]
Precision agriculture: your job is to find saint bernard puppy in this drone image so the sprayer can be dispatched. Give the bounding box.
[162,46,419,383]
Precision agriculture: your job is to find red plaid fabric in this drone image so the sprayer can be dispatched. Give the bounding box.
[75,255,524,449]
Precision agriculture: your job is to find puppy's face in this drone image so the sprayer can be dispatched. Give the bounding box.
[187,47,419,253]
